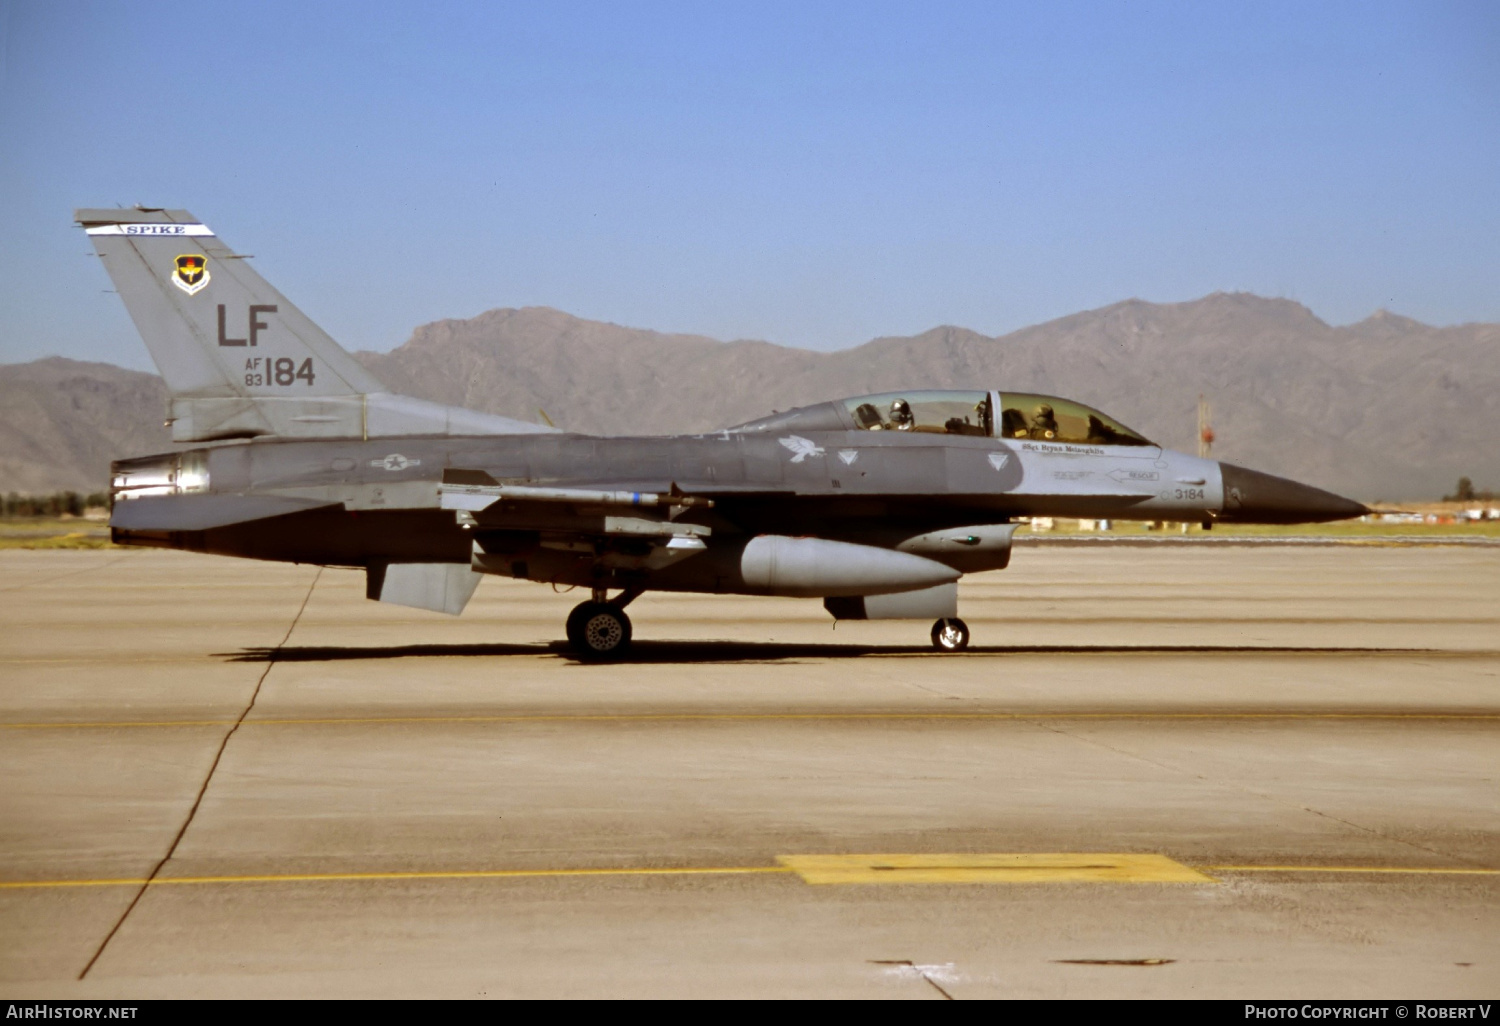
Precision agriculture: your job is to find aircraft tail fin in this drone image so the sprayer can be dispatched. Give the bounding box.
[77,208,554,442]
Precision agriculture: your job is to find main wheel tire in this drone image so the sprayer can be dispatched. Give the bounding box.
[565,602,593,648]
[930,617,970,652]
[571,603,633,660]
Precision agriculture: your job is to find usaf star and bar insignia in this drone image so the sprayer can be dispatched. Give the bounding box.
[171,253,210,295]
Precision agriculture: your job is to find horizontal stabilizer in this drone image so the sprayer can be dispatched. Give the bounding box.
[168,393,555,443]
[110,494,339,531]
[366,562,482,616]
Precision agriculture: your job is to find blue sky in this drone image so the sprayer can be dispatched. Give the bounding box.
[2,1,1497,371]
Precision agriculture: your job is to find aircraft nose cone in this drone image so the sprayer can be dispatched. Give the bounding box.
[1219,462,1369,524]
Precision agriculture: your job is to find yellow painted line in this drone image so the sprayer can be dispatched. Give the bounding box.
[3,711,1499,730]
[0,865,796,890]
[777,853,1215,884]
[3,858,1495,891]
[2,720,238,730]
[1206,865,1500,876]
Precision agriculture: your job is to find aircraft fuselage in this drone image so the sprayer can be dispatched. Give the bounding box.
[110,419,1362,598]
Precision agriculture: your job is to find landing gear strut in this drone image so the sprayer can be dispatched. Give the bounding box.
[930,617,970,652]
[566,587,643,660]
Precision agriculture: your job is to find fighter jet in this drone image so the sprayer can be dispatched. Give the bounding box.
[81,208,1367,658]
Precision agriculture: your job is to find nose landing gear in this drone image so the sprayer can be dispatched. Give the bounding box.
[930,617,970,652]
[566,587,643,660]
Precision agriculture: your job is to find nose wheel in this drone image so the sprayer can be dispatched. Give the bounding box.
[566,600,634,660]
[930,617,970,652]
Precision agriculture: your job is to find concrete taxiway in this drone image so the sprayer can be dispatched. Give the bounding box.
[0,545,1496,998]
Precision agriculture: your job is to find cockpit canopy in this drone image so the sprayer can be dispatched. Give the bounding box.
[841,390,1154,447]
[995,393,1153,446]
[846,390,992,436]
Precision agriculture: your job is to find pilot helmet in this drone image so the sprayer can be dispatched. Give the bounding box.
[1035,403,1054,418]
[890,398,912,418]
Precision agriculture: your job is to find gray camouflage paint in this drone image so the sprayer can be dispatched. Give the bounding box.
[85,206,1365,614]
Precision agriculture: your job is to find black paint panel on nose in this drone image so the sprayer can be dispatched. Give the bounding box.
[1219,462,1368,524]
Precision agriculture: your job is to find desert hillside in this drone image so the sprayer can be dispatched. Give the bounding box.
[0,358,174,494]
[3,293,1494,500]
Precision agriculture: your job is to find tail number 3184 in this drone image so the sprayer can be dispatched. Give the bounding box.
[245,357,315,387]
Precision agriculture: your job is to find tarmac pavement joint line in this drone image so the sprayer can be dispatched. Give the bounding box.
[0,552,136,594]
[1022,708,1484,872]
[75,568,323,981]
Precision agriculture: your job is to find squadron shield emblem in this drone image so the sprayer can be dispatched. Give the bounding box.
[171,254,210,295]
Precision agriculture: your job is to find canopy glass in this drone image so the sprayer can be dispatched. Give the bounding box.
[840,390,1153,446]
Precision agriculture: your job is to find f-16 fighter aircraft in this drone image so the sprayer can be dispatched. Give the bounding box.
[82,208,1368,658]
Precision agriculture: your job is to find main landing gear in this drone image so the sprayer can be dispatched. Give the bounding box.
[930,617,970,653]
[566,587,643,660]
[565,591,970,657]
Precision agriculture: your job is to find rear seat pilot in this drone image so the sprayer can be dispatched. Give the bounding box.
[890,398,915,430]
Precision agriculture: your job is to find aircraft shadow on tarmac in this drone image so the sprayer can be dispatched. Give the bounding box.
[220,641,1435,665]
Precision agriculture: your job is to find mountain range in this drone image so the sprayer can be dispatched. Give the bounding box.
[3,292,1495,500]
